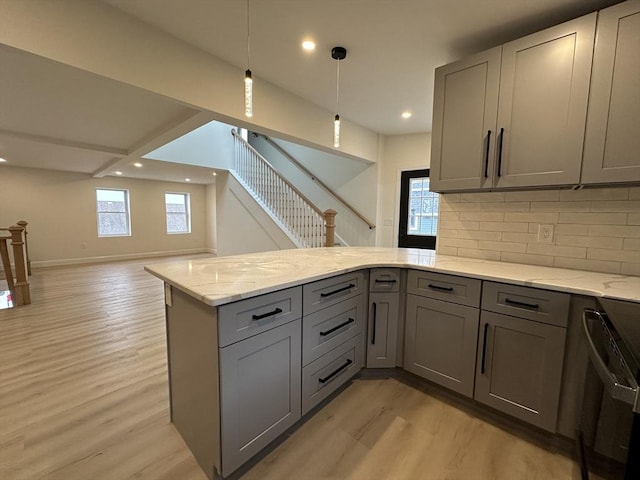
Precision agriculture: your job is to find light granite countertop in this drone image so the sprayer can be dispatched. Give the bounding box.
[144,247,640,306]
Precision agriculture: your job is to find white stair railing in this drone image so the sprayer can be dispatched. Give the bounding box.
[232,130,330,248]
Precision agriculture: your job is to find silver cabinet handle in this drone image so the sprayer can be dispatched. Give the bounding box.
[582,308,638,406]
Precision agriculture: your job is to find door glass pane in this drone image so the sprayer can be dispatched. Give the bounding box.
[407,177,438,236]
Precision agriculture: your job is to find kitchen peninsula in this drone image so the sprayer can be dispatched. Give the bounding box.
[145,247,640,479]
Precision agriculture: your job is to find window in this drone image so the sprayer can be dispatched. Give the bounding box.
[96,188,131,237]
[398,169,439,249]
[165,193,191,234]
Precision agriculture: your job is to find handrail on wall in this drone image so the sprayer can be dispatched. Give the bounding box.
[257,134,376,230]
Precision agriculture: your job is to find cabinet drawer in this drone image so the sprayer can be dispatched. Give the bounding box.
[407,270,481,307]
[370,268,401,293]
[303,271,365,315]
[302,295,364,366]
[481,282,570,327]
[302,334,363,415]
[218,286,302,347]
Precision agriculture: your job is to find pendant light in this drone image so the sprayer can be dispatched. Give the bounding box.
[331,46,346,148]
[244,0,253,118]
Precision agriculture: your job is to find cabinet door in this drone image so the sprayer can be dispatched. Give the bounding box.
[582,1,640,184]
[404,295,479,397]
[475,311,566,432]
[219,320,301,477]
[495,14,596,188]
[366,292,399,368]
[430,47,501,192]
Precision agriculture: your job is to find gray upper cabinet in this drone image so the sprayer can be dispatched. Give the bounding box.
[581,0,640,185]
[430,14,597,192]
[430,48,501,192]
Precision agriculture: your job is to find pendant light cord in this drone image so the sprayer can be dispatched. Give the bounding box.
[335,59,340,114]
[246,0,251,69]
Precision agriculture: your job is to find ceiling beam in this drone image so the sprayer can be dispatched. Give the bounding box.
[91,109,216,177]
[0,129,128,156]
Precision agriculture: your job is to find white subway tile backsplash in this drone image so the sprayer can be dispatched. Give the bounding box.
[478,241,526,253]
[459,212,504,222]
[505,190,560,202]
[458,230,502,241]
[530,201,590,212]
[479,222,529,232]
[555,224,589,236]
[624,238,640,251]
[558,212,628,225]
[555,235,624,250]
[501,232,538,243]
[457,248,501,261]
[590,201,640,213]
[438,189,640,276]
[505,212,559,223]
[554,257,621,274]
[500,252,554,267]
[559,187,629,201]
[588,248,640,264]
[460,192,505,203]
[589,225,640,238]
[527,244,587,258]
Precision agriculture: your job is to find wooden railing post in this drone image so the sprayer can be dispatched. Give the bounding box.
[8,224,30,306]
[324,209,337,247]
[16,220,31,275]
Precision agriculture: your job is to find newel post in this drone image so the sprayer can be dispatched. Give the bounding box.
[8,225,31,306]
[324,209,337,247]
[16,220,31,275]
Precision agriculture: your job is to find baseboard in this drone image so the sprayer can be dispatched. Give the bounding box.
[28,248,213,269]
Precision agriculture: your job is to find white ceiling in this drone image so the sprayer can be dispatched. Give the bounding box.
[0,0,624,183]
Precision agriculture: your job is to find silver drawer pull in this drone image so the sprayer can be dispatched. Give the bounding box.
[319,318,354,337]
[318,359,353,384]
[374,279,397,284]
[504,298,539,310]
[251,307,283,320]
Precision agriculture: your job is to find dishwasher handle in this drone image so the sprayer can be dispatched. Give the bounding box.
[582,308,639,410]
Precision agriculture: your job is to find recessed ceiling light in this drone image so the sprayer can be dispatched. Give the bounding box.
[114,171,123,175]
[302,40,316,51]
[401,111,412,119]
[133,162,143,168]
[212,172,217,176]
[0,158,7,163]
[185,178,191,182]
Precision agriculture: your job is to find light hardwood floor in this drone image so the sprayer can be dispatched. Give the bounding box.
[1,258,585,480]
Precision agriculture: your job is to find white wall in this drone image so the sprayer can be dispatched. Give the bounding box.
[0,0,379,164]
[146,120,235,171]
[0,166,208,266]
[215,171,296,256]
[205,183,217,254]
[378,133,432,247]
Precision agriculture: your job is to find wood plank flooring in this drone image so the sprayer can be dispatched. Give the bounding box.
[1,257,586,480]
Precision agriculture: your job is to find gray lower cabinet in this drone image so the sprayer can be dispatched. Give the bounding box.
[367,293,399,368]
[219,319,302,477]
[404,294,480,397]
[474,311,566,432]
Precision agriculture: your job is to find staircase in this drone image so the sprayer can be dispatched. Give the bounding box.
[231,130,337,248]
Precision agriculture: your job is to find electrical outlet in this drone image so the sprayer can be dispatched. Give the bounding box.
[537,224,554,244]
[80,241,87,249]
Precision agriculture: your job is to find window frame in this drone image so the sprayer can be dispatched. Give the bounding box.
[398,169,438,250]
[96,188,131,237]
[165,192,191,235]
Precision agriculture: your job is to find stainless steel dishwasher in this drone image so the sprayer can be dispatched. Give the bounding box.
[580,298,640,480]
